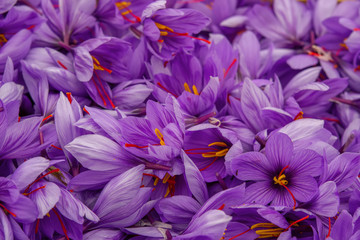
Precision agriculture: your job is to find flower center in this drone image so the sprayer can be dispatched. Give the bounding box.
[273,174,288,186]
[184,82,199,95]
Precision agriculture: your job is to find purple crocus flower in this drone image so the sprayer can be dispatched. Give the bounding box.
[153,51,220,123]
[184,127,232,182]
[142,4,211,60]
[0,5,42,72]
[72,36,132,108]
[229,132,323,209]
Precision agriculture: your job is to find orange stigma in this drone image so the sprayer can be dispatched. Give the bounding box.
[155,22,211,44]
[116,2,141,23]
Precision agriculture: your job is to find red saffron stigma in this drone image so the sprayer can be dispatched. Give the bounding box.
[35,219,40,233]
[326,217,331,238]
[91,76,107,106]
[199,157,218,171]
[27,25,36,30]
[156,82,179,98]
[93,71,115,108]
[294,111,304,120]
[281,183,297,210]
[228,228,252,240]
[52,208,69,240]
[354,28,360,31]
[66,92,72,103]
[42,114,53,122]
[83,107,90,114]
[218,204,225,210]
[278,165,289,178]
[125,143,149,148]
[18,116,21,122]
[23,185,46,196]
[224,58,237,79]
[57,60,68,70]
[51,145,63,150]
[322,117,340,124]
[0,203,16,217]
[24,169,60,193]
[284,215,309,231]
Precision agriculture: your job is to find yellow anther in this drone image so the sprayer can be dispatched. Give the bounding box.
[0,34,7,43]
[160,31,168,36]
[154,178,159,186]
[273,174,288,186]
[154,128,165,145]
[184,82,191,93]
[340,42,349,50]
[192,85,199,95]
[162,173,171,184]
[251,223,278,229]
[215,148,229,157]
[208,142,227,147]
[115,1,131,10]
[121,10,132,15]
[155,22,174,33]
[46,213,50,217]
[184,82,200,95]
[202,152,217,158]
[164,186,171,197]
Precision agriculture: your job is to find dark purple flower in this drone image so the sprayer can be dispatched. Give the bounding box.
[230,132,323,208]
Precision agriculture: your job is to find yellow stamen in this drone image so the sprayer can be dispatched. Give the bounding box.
[160,31,168,36]
[115,1,131,10]
[202,152,217,158]
[154,178,159,186]
[251,223,278,229]
[184,82,191,93]
[192,85,199,95]
[46,213,50,217]
[208,142,227,147]
[154,128,165,145]
[162,173,171,184]
[215,148,229,157]
[121,10,132,15]
[273,174,288,185]
[0,34,7,43]
[164,186,171,197]
[155,22,174,33]
[340,42,349,50]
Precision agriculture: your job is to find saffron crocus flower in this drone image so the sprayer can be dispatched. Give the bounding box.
[142,4,211,60]
[37,0,96,48]
[0,5,42,72]
[184,127,232,182]
[118,97,185,177]
[73,37,132,108]
[247,0,311,47]
[229,132,323,208]
[231,204,317,239]
[153,51,220,120]
[86,165,158,230]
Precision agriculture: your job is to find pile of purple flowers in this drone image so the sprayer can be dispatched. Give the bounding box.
[2,0,360,239]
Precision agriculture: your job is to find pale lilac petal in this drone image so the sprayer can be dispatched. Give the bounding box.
[28,182,60,218]
[330,210,353,240]
[56,188,99,224]
[10,157,50,191]
[182,150,209,205]
[0,210,13,240]
[230,152,270,181]
[6,195,38,223]
[265,132,293,169]
[287,55,318,70]
[65,134,136,171]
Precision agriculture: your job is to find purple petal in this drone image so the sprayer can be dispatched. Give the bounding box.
[10,157,50,191]
[287,55,318,70]
[230,152,270,181]
[265,132,293,170]
[65,134,136,171]
[244,181,277,205]
[0,210,12,240]
[290,149,323,177]
[156,195,201,223]
[330,210,353,240]
[289,175,318,203]
[28,182,60,218]
[182,150,209,205]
